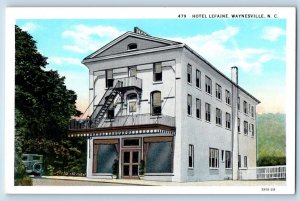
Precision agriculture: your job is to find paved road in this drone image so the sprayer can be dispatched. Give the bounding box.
[32,178,130,186]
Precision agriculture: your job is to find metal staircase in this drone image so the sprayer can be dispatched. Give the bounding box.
[90,80,122,128]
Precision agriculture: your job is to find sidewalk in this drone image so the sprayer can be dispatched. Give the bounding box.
[43,176,286,186]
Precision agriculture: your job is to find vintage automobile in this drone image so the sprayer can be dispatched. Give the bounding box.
[22,154,43,176]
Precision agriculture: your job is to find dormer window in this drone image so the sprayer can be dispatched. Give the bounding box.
[127,43,137,50]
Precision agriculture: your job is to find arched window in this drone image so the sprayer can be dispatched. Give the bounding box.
[151,91,161,115]
[127,93,137,100]
[127,43,137,50]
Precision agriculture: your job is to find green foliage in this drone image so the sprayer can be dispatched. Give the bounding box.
[112,159,119,178]
[257,156,286,166]
[15,25,86,182]
[257,113,286,166]
[14,151,32,186]
[139,160,145,176]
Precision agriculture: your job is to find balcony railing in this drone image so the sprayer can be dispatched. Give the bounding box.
[115,77,142,90]
[69,113,175,130]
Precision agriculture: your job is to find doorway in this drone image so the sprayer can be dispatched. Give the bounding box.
[122,150,140,179]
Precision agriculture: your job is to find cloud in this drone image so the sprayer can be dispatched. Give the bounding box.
[48,57,83,66]
[169,26,284,75]
[20,22,38,32]
[262,27,285,42]
[62,24,125,53]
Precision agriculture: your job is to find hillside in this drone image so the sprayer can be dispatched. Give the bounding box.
[256,113,286,166]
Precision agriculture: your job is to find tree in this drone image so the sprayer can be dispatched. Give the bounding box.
[15,25,85,184]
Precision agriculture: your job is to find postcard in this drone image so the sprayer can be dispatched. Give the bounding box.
[5,7,295,194]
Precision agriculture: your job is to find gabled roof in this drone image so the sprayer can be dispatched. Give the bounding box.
[83,31,182,61]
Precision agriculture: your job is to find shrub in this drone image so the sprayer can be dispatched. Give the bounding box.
[139,160,145,176]
[112,159,119,178]
[257,156,286,166]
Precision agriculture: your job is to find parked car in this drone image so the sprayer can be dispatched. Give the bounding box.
[22,154,43,176]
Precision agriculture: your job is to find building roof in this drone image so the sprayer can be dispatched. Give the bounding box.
[82,27,260,104]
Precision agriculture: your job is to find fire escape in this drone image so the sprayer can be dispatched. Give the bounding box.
[68,76,176,138]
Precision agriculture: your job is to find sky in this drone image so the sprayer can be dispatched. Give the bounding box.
[16,19,286,114]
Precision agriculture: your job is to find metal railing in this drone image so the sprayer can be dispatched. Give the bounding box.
[239,166,286,180]
[115,77,142,89]
[69,113,175,130]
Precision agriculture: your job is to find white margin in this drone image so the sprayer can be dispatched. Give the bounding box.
[5,7,296,195]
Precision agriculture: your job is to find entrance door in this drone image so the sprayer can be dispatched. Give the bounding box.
[122,150,140,179]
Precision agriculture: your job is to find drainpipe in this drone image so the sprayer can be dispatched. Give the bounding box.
[231,66,239,180]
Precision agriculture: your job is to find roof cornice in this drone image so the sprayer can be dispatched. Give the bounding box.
[183,44,260,104]
[82,44,184,64]
[84,31,181,61]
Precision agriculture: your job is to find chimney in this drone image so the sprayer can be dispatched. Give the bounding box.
[231,66,238,84]
[231,66,239,180]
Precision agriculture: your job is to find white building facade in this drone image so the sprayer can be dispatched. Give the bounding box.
[69,27,260,182]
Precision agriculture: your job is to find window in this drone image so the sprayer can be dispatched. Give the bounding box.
[205,103,211,122]
[187,94,192,116]
[107,108,114,119]
[238,97,240,110]
[209,148,219,168]
[226,113,231,129]
[127,43,137,50]
[225,151,232,169]
[251,124,255,137]
[244,121,248,135]
[153,63,162,82]
[189,145,194,168]
[238,118,240,133]
[196,69,201,88]
[129,102,137,113]
[127,93,137,113]
[205,76,212,94]
[187,64,192,84]
[216,108,222,126]
[215,84,222,100]
[249,104,251,115]
[151,91,161,115]
[225,90,231,105]
[128,66,137,77]
[251,106,254,117]
[106,96,114,119]
[105,69,114,88]
[244,156,248,168]
[196,98,201,119]
[243,101,248,114]
[123,139,140,147]
[238,155,241,168]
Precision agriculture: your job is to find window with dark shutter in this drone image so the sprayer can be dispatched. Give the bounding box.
[196,98,201,118]
[187,94,192,115]
[151,91,161,115]
[205,103,211,122]
[187,64,192,84]
[205,76,212,94]
[153,63,162,82]
[196,69,200,88]
[106,69,114,88]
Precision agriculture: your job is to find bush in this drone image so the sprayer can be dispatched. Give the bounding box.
[46,165,55,176]
[257,156,286,166]
[139,160,145,176]
[112,159,119,178]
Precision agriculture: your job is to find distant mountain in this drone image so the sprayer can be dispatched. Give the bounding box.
[257,113,286,160]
